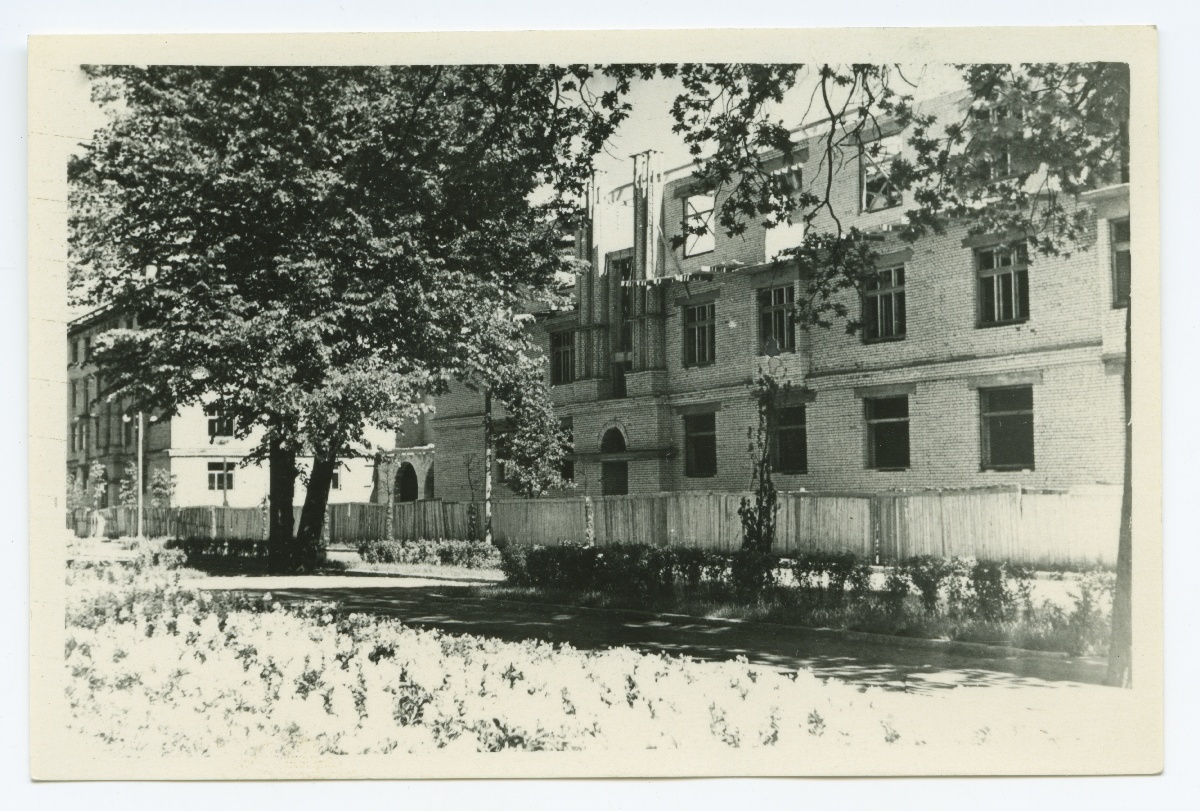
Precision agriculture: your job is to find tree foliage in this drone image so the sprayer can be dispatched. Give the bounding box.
[69,64,647,564]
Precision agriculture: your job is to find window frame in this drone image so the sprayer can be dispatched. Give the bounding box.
[549,330,576,386]
[976,243,1030,327]
[205,403,235,439]
[865,396,911,471]
[859,134,903,213]
[862,266,907,342]
[769,404,808,475]
[682,301,717,368]
[757,285,796,355]
[683,412,718,478]
[683,193,716,257]
[979,386,1035,471]
[207,462,234,491]
[1111,218,1131,309]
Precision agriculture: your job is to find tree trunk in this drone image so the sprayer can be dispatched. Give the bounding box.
[483,390,494,547]
[1106,303,1133,688]
[296,451,337,572]
[267,426,297,574]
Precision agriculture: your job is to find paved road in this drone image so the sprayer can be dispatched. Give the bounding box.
[194,572,1110,695]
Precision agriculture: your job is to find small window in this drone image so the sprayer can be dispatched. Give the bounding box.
[758,285,795,354]
[207,462,234,491]
[684,413,717,478]
[83,337,91,363]
[616,257,634,352]
[863,266,907,341]
[683,194,715,257]
[70,340,79,365]
[865,396,910,470]
[860,135,902,212]
[977,244,1030,326]
[770,405,807,474]
[550,331,576,386]
[980,386,1034,471]
[69,381,77,413]
[123,417,135,447]
[205,404,234,438]
[683,302,716,367]
[331,470,341,490]
[1111,218,1131,308]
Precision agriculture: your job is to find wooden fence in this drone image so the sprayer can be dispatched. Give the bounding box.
[66,485,1121,568]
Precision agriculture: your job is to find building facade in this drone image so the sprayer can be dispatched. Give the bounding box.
[66,308,431,509]
[434,98,1131,501]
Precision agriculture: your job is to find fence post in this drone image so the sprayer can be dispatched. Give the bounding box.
[584,496,595,546]
[210,506,218,541]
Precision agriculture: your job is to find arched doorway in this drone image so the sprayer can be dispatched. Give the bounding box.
[600,428,628,496]
[395,463,419,502]
[423,466,435,500]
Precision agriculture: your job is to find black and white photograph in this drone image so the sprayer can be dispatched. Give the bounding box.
[26,27,1163,780]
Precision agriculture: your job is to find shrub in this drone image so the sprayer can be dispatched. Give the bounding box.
[968,560,1033,622]
[357,538,501,570]
[900,556,954,613]
[730,549,779,596]
[790,552,861,605]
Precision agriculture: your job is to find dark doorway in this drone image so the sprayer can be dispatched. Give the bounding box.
[423,466,435,500]
[600,428,628,496]
[396,463,419,502]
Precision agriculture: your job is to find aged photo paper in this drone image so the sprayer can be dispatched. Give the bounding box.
[28,27,1163,779]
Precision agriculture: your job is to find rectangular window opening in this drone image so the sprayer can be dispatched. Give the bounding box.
[207,462,235,491]
[684,412,717,478]
[865,396,910,470]
[770,405,808,474]
[976,244,1030,327]
[863,266,907,341]
[683,194,715,257]
[550,330,576,386]
[1111,218,1131,308]
[758,285,796,354]
[860,135,902,212]
[683,302,716,367]
[980,386,1035,471]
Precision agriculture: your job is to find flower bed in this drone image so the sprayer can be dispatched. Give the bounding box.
[64,560,1098,757]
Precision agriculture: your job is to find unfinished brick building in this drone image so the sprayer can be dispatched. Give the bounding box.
[433,97,1131,503]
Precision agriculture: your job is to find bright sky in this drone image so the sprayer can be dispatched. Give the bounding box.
[590,64,968,191]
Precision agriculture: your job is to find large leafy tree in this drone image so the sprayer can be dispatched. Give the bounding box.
[70,64,649,570]
[666,62,1132,686]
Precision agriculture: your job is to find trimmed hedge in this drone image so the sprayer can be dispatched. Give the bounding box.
[357,538,501,570]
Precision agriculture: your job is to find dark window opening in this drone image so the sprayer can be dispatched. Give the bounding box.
[331,470,341,490]
[205,403,234,439]
[684,413,718,478]
[866,396,910,470]
[207,462,235,491]
[770,405,808,474]
[977,244,1029,326]
[617,257,634,352]
[980,386,1035,471]
[864,266,907,341]
[1111,218,1131,308]
[758,285,796,354]
[601,461,628,496]
[683,302,716,367]
[550,330,576,385]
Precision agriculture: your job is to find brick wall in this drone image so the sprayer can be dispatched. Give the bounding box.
[431,95,1129,502]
